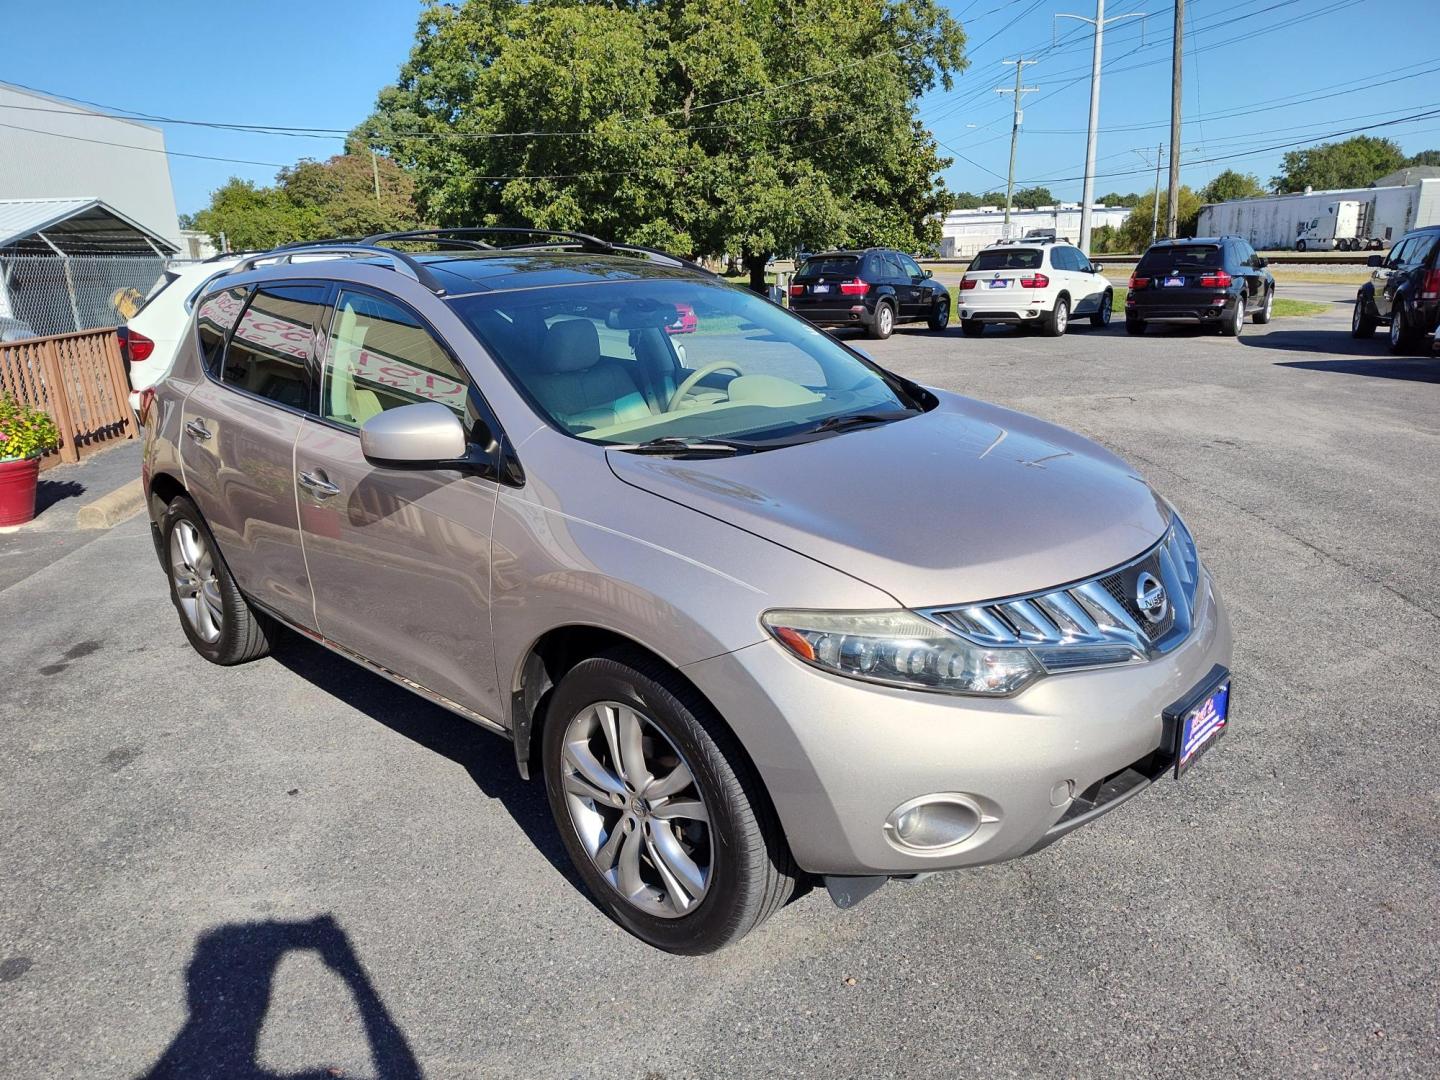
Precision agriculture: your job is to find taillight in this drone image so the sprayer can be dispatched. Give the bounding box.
[1198,271,1233,288]
[838,278,869,296]
[1421,268,1440,300]
[1019,273,1049,289]
[1129,276,1150,290]
[789,284,805,297]
[118,326,155,362]
[960,277,978,290]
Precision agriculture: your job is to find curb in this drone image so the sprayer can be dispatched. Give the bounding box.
[76,478,145,530]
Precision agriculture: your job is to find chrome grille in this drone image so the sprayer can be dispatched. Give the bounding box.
[924,522,1201,673]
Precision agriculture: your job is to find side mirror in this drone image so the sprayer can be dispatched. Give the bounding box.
[923,268,933,278]
[1367,254,1385,267]
[361,401,471,470]
[1091,262,1105,273]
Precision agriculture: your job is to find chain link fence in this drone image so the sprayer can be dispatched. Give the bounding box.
[0,255,169,338]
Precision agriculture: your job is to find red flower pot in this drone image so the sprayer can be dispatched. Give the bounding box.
[0,456,41,527]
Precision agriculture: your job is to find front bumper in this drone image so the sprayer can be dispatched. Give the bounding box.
[682,571,1232,876]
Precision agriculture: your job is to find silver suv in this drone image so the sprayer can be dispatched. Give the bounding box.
[143,228,1233,953]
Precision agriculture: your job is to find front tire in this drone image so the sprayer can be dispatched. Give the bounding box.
[1090,290,1113,327]
[1351,297,1377,338]
[867,301,895,340]
[1042,295,1070,337]
[1296,240,1307,253]
[162,496,273,665]
[541,651,797,954]
[927,296,951,332]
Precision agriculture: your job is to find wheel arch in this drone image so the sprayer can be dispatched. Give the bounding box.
[146,470,188,565]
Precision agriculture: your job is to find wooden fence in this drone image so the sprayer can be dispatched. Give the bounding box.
[0,327,136,469]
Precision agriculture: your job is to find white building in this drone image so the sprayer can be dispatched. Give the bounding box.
[0,82,183,250]
[1197,179,1440,251]
[940,204,1132,258]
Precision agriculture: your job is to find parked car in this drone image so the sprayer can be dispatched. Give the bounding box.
[120,255,250,414]
[665,302,697,335]
[143,228,1233,953]
[956,238,1112,336]
[1351,225,1440,354]
[1125,237,1274,336]
[0,315,36,343]
[788,248,951,338]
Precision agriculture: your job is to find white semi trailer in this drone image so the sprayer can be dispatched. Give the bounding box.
[1293,200,1382,252]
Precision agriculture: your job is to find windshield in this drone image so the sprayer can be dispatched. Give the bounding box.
[969,248,1041,271]
[1137,245,1222,272]
[449,278,919,448]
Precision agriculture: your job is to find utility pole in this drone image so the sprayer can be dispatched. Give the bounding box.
[1166,0,1184,237]
[996,59,1039,239]
[1057,1,1146,253]
[1132,146,1164,245]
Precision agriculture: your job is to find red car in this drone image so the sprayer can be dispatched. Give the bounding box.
[665,302,698,335]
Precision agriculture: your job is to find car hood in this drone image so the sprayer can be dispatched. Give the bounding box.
[606,390,1170,607]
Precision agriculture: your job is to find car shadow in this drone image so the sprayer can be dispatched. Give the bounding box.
[268,632,584,895]
[139,914,422,1080]
[1274,356,1440,382]
[34,478,86,518]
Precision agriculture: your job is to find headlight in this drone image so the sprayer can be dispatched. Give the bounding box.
[761,609,1041,696]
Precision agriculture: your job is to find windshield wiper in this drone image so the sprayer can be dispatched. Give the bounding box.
[803,409,919,435]
[608,436,756,456]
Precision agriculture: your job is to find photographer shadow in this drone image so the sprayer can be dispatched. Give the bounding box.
[141,914,422,1080]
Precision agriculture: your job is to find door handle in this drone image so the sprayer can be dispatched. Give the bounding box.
[184,419,212,441]
[298,471,341,499]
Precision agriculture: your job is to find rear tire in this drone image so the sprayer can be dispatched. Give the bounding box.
[1222,295,1245,336]
[1125,315,1147,335]
[1351,297,1377,338]
[1252,287,1273,324]
[1388,304,1418,354]
[1090,290,1113,327]
[927,296,951,332]
[1042,295,1070,337]
[961,319,985,337]
[867,301,895,340]
[541,650,797,954]
[162,496,273,666]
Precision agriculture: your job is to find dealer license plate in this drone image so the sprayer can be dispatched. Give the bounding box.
[1163,275,1185,287]
[812,284,830,294]
[988,279,1009,289]
[1171,675,1230,778]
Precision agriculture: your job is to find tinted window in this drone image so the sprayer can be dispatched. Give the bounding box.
[969,248,1042,271]
[881,253,907,280]
[1406,234,1439,267]
[1137,245,1223,272]
[1061,247,1087,271]
[795,256,859,280]
[194,286,248,375]
[221,284,327,411]
[1387,238,1413,268]
[897,253,924,279]
[322,290,477,430]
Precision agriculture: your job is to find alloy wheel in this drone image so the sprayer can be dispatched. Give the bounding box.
[1390,311,1403,347]
[934,301,949,328]
[1353,302,1362,331]
[560,701,712,918]
[1055,300,1068,333]
[878,305,893,335]
[169,520,222,644]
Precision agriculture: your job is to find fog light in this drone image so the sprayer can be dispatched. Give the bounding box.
[883,794,986,853]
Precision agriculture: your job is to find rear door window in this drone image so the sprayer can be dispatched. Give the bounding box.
[221,283,329,411]
[1406,233,1439,268]
[1137,245,1223,273]
[969,248,1042,271]
[796,256,859,281]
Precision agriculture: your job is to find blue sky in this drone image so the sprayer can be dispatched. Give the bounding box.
[3,0,1437,215]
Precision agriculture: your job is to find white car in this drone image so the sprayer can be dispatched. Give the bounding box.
[956,239,1113,337]
[120,257,246,412]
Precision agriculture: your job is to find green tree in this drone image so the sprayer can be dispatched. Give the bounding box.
[1271,136,1407,192]
[1406,149,1440,167]
[362,0,968,290]
[1011,186,1054,209]
[1113,186,1202,251]
[950,191,982,209]
[1098,191,1141,207]
[190,153,424,251]
[1200,169,1266,203]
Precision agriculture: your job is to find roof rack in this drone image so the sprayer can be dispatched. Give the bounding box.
[232,243,448,293]
[362,227,720,278]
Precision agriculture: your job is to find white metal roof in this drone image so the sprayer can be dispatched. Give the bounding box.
[0,197,177,252]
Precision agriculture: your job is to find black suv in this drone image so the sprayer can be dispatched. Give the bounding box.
[1352,225,1440,354]
[789,248,951,339]
[1125,236,1275,337]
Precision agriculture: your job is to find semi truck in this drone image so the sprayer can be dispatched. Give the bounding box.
[1294,200,1384,252]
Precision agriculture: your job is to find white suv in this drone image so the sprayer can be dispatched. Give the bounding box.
[956,239,1113,337]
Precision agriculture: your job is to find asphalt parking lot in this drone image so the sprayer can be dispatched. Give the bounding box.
[3,284,1438,1079]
